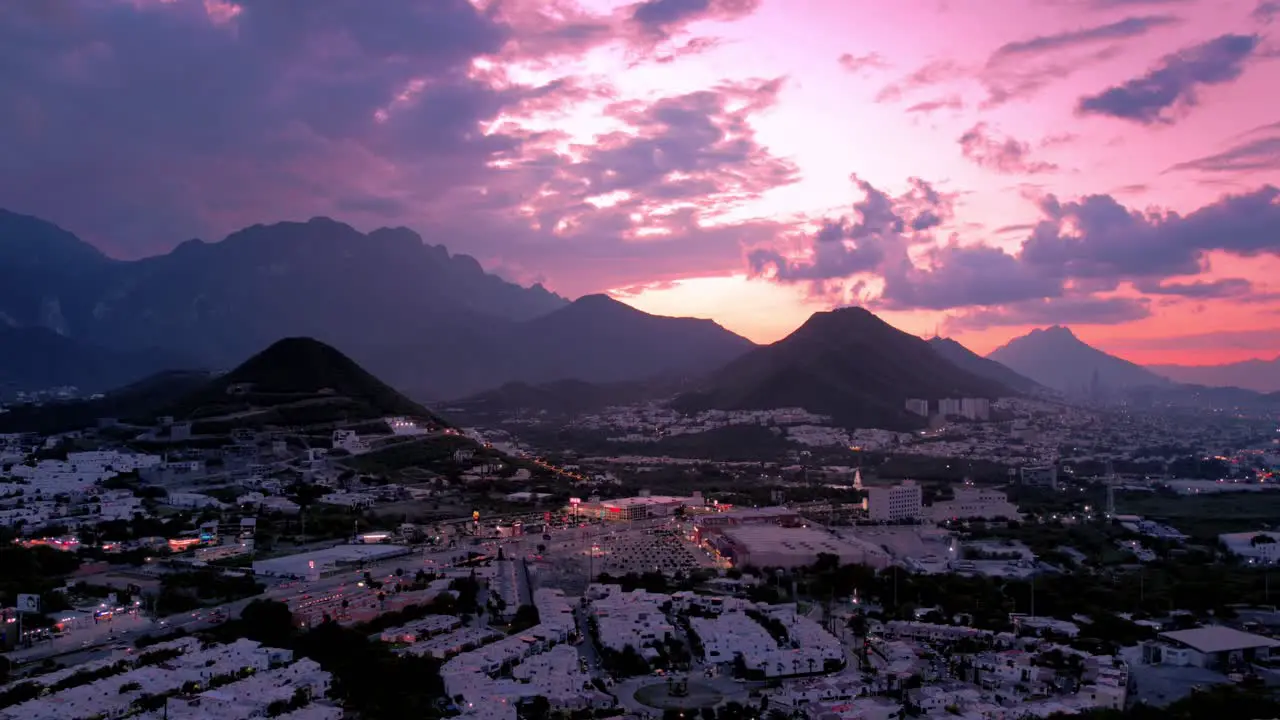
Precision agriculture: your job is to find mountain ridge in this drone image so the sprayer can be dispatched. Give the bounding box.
[1148,356,1280,393]
[0,210,752,397]
[672,307,1011,430]
[167,337,449,427]
[987,325,1168,394]
[0,210,569,367]
[928,336,1042,394]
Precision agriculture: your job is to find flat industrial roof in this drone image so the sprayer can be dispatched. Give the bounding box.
[720,526,886,556]
[1159,626,1280,654]
[599,496,686,508]
[252,544,410,576]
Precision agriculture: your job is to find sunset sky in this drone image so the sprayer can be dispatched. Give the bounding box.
[2,0,1278,365]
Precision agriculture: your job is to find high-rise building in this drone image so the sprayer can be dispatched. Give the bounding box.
[905,399,930,417]
[867,480,922,521]
[938,398,962,417]
[960,398,990,421]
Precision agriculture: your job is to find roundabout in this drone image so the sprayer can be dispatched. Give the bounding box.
[633,677,725,710]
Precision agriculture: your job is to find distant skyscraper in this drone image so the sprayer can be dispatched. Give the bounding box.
[938,398,962,417]
[960,398,990,421]
[905,398,929,417]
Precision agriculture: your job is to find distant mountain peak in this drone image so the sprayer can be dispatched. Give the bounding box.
[989,325,1164,393]
[0,208,109,267]
[572,293,628,308]
[175,335,444,423]
[673,307,1009,430]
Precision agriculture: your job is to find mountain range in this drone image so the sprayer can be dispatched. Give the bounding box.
[1148,357,1280,394]
[4,207,1276,410]
[672,307,1011,429]
[985,325,1280,399]
[0,338,445,435]
[0,210,750,398]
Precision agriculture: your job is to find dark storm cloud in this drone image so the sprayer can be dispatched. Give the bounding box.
[1076,33,1262,124]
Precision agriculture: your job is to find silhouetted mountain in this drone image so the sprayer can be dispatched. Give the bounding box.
[0,326,194,394]
[1,210,754,398]
[0,211,567,367]
[171,337,444,425]
[0,370,212,434]
[672,307,1010,429]
[928,337,1042,394]
[367,294,755,398]
[448,376,692,418]
[0,210,115,334]
[987,326,1167,394]
[1148,356,1280,393]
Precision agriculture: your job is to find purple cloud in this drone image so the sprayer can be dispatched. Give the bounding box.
[0,0,783,296]
[749,173,1280,325]
[748,176,950,282]
[906,96,964,114]
[1077,33,1262,124]
[629,0,759,38]
[1254,1,1280,24]
[1168,132,1280,173]
[878,15,1178,108]
[989,15,1180,62]
[1086,0,1194,8]
[944,296,1152,331]
[838,52,889,74]
[958,124,1058,174]
[1132,277,1255,298]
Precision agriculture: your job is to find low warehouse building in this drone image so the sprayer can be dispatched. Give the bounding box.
[1144,626,1280,670]
[708,526,891,570]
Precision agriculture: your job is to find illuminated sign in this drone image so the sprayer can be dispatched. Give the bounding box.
[569,498,581,506]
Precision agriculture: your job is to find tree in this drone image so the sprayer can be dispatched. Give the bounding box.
[239,599,295,648]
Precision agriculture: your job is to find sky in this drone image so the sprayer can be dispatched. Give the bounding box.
[1,0,1278,366]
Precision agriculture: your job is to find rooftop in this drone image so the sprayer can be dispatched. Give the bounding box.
[251,543,410,577]
[1159,626,1280,654]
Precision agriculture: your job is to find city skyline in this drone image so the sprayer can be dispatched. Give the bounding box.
[2,0,1278,364]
